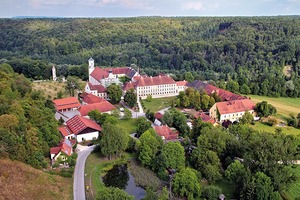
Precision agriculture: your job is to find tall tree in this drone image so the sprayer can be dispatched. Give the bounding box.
[107,83,122,104]
[124,89,137,108]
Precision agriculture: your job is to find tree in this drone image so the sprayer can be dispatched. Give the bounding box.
[99,123,129,159]
[136,117,151,137]
[202,186,222,200]
[107,84,122,104]
[65,76,80,96]
[201,94,210,110]
[111,109,120,118]
[226,80,240,94]
[138,129,163,168]
[184,72,194,82]
[255,172,274,200]
[159,141,185,171]
[172,168,201,199]
[146,94,153,102]
[96,187,134,200]
[123,108,132,120]
[240,84,251,95]
[239,111,254,124]
[124,89,137,108]
[255,101,277,117]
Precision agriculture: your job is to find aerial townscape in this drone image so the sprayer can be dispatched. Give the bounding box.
[1,1,300,200]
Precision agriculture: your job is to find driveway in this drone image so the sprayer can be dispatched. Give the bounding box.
[73,145,95,200]
[120,101,145,118]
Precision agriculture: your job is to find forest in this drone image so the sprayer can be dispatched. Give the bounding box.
[1,16,300,97]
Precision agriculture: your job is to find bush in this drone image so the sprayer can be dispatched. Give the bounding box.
[202,185,222,200]
[267,118,277,126]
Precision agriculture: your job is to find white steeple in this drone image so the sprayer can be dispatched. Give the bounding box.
[88,58,95,83]
[52,65,57,81]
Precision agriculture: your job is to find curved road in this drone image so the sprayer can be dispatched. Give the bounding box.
[73,145,95,200]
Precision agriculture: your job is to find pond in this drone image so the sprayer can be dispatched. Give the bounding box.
[103,164,146,200]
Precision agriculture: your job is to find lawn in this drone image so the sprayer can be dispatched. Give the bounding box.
[32,81,68,99]
[215,179,234,199]
[118,118,138,134]
[142,96,176,113]
[249,121,300,137]
[282,165,300,200]
[248,95,300,117]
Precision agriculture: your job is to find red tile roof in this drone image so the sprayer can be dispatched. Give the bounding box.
[52,97,81,111]
[79,102,116,116]
[194,112,215,124]
[88,82,107,93]
[216,99,255,115]
[122,81,135,91]
[58,126,73,137]
[66,115,102,135]
[80,92,106,104]
[154,112,163,120]
[176,80,188,86]
[90,67,137,81]
[50,147,61,155]
[154,125,179,140]
[136,75,176,87]
[187,80,245,101]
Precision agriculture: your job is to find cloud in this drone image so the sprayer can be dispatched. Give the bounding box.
[182,1,203,11]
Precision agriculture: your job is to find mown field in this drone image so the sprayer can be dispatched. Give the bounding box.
[142,96,176,113]
[248,95,300,117]
[0,159,72,200]
[249,122,300,136]
[32,81,68,99]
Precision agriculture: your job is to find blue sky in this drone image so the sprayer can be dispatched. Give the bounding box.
[1,0,300,18]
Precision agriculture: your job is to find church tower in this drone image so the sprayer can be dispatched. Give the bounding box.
[88,58,95,82]
[52,65,57,81]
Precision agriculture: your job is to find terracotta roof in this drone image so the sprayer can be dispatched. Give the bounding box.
[66,115,102,135]
[176,80,188,86]
[187,80,245,101]
[90,67,137,80]
[154,125,179,140]
[80,92,106,104]
[52,97,80,111]
[216,99,255,115]
[50,147,61,155]
[136,74,176,87]
[194,112,215,124]
[58,126,73,137]
[122,81,135,91]
[154,112,163,120]
[88,82,106,93]
[79,102,116,116]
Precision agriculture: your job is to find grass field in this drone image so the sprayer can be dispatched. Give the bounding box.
[0,159,72,200]
[215,179,234,199]
[118,118,138,134]
[32,81,68,99]
[248,95,300,117]
[282,165,300,200]
[249,122,300,136]
[142,96,176,113]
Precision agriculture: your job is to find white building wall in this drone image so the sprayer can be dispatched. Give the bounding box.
[76,131,99,142]
[89,76,100,85]
[137,83,178,99]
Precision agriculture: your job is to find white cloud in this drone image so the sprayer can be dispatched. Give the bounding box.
[182,1,203,11]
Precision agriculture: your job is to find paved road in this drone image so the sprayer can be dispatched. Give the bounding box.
[120,101,145,118]
[73,145,95,200]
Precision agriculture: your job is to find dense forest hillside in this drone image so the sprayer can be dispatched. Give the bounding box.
[1,17,300,97]
[0,63,61,168]
[0,159,72,200]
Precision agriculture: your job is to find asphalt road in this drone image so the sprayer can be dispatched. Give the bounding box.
[73,145,95,200]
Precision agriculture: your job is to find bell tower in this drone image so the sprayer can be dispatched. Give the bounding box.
[88,58,94,82]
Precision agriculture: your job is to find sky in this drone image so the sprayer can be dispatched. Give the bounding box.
[0,0,300,18]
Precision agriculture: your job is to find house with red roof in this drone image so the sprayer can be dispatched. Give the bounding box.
[79,92,106,105]
[52,97,81,112]
[123,74,179,99]
[78,101,116,116]
[154,125,179,141]
[85,82,108,100]
[209,99,255,123]
[50,139,75,164]
[58,115,102,142]
[187,80,246,101]
[193,111,216,124]
[176,80,188,92]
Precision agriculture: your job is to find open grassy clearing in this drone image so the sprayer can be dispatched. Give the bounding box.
[142,96,176,113]
[249,121,300,136]
[248,95,300,117]
[0,159,72,200]
[214,180,234,199]
[282,165,300,200]
[32,81,68,99]
[118,118,138,134]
